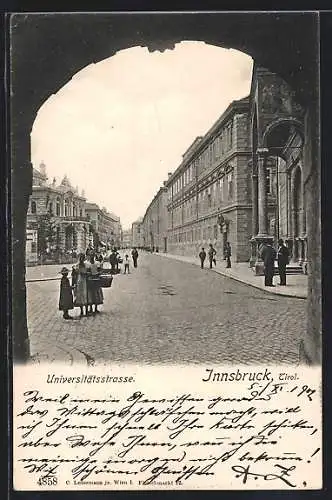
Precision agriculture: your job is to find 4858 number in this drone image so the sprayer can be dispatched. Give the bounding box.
[37,476,58,486]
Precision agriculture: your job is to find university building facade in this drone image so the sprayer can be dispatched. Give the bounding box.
[166,97,253,262]
[141,66,307,274]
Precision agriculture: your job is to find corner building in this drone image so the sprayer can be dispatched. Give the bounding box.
[166,98,252,262]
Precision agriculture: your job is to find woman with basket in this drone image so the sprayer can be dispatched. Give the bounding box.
[86,253,104,315]
[72,253,89,317]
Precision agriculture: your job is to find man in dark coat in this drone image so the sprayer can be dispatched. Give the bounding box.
[208,244,217,269]
[199,248,206,269]
[260,242,277,287]
[109,249,119,274]
[224,242,232,268]
[277,238,290,285]
[132,248,139,268]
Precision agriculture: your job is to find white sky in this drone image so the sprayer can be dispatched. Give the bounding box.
[31,42,253,230]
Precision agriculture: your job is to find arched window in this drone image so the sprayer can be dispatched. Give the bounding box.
[64,199,69,217]
[56,197,61,216]
[31,200,37,214]
[73,202,77,217]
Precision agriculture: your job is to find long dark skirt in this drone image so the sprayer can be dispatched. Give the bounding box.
[59,280,74,311]
[87,279,104,305]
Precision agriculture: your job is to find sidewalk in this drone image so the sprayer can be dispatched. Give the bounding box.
[26,264,62,282]
[157,253,307,299]
[28,337,88,365]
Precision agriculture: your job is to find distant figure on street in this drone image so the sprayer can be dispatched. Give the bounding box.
[59,267,74,320]
[224,242,232,268]
[132,247,139,268]
[277,238,290,286]
[261,242,277,287]
[123,254,130,274]
[208,244,217,269]
[199,248,206,269]
[109,249,119,274]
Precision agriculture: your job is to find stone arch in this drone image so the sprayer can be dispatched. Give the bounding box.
[262,117,304,151]
[10,13,320,363]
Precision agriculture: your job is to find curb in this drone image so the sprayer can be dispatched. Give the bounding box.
[26,277,61,283]
[156,253,307,300]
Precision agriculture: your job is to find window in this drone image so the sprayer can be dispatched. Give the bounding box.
[212,142,216,162]
[31,200,37,214]
[48,202,53,214]
[220,178,224,201]
[56,197,61,216]
[266,168,272,194]
[80,208,83,217]
[227,172,234,200]
[64,199,69,216]
[31,242,37,252]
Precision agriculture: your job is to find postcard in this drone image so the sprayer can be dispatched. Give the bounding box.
[10,11,321,491]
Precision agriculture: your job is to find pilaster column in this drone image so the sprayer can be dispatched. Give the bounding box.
[250,158,259,237]
[249,157,258,267]
[257,148,269,237]
[253,148,274,275]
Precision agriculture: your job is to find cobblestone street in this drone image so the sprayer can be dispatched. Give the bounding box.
[26,253,306,365]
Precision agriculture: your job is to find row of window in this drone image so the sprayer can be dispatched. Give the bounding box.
[30,198,85,217]
[169,120,234,199]
[169,172,234,226]
[170,225,219,244]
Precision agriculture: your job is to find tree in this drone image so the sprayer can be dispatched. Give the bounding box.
[36,212,57,255]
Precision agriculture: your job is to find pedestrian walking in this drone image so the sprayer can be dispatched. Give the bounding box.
[132,247,139,268]
[208,244,217,269]
[224,242,232,268]
[199,248,206,269]
[109,249,118,274]
[58,267,74,320]
[86,253,104,315]
[123,254,130,274]
[260,241,277,287]
[277,238,290,285]
[72,253,89,317]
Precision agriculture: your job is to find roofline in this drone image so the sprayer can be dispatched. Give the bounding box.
[166,96,249,185]
[142,185,167,223]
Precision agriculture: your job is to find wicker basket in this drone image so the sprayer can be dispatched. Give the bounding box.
[99,275,113,288]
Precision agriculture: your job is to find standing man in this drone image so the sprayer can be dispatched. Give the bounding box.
[224,242,232,268]
[109,249,118,274]
[199,248,206,269]
[132,247,139,268]
[260,241,277,287]
[277,238,289,285]
[208,244,217,269]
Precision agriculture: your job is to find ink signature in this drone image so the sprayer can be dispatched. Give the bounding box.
[232,463,297,487]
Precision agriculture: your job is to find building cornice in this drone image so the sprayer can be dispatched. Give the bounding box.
[166,98,250,185]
